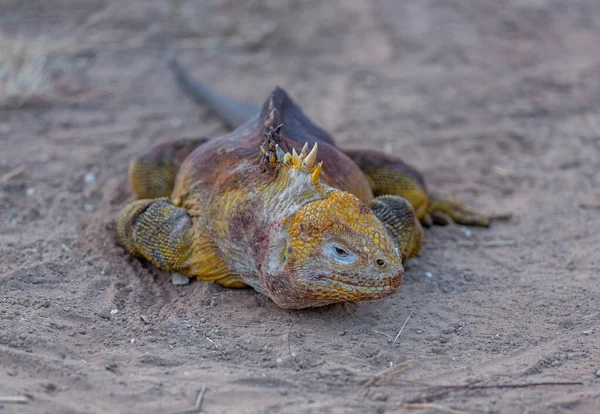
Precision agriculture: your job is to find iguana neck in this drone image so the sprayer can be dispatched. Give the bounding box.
[208,166,334,289]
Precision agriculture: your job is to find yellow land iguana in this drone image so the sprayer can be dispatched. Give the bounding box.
[117,59,489,309]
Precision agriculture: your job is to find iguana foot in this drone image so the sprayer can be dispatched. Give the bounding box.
[370,195,424,263]
[117,198,248,288]
[117,198,195,271]
[423,191,489,227]
[343,148,491,228]
[129,137,208,199]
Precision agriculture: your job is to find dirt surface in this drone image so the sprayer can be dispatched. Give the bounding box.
[1,1,599,413]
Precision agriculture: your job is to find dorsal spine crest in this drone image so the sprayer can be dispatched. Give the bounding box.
[270,142,322,184]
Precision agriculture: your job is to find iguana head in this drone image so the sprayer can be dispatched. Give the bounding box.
[260,143,403,308]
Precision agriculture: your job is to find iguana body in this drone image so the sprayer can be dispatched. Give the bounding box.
[117,59,489,309]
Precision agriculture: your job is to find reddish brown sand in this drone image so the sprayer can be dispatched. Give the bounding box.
[1,1,599,413]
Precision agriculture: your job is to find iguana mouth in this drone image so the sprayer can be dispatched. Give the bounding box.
[319,273,403,293]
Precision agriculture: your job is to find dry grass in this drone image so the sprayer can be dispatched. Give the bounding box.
[0,33,72,106]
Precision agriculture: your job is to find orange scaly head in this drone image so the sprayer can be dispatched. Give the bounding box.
[259,143,403,308]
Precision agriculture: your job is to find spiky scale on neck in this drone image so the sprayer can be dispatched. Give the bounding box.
[262,142,329,218]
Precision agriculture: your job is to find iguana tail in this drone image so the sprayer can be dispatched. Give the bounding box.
[170,58,258,130]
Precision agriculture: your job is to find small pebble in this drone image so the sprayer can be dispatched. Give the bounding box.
[596,369,600,378]
[140,314,150,324]
[25,187,35,197]
[171,273,190,286]
[125,284,136,292]
[463,273,475,282]
[105,361,118,372]
[462,228,472,238]
[425,272,433,278]
[130,338,136,345]
[110,309,119,315]
[583,329,593,335]
[7,370,17,377]
[371,392,389,402]
[276,358,283,364]
[84,172,96,185]
[97,309,112,320]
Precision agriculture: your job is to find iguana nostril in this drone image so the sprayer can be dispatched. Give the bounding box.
[376,259,386,267]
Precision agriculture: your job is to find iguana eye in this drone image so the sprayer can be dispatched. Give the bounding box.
[333,246,349,257]
[327,243,356,265]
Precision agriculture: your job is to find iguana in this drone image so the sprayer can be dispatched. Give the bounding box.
[117,59,489,309]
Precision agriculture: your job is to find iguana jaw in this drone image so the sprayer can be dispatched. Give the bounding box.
[259,250,404,309]
[267,269,403,309]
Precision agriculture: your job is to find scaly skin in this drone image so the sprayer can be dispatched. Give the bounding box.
[117,61,491,309]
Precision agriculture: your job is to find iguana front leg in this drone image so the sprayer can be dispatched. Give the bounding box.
[117,198,246,288]
[370,195,424,263]
[117,198,196,272]
[343,149,489,227]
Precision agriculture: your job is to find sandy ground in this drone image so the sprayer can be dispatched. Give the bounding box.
[1,1,599,413]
